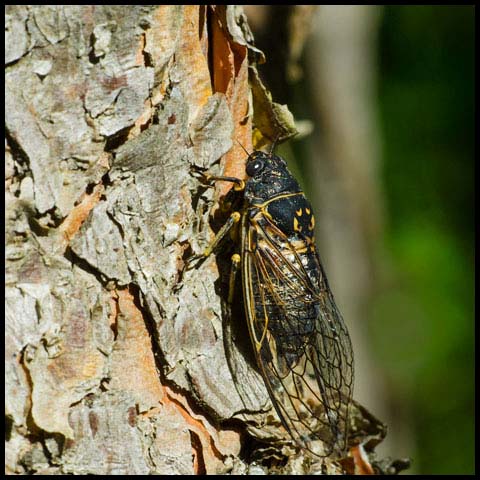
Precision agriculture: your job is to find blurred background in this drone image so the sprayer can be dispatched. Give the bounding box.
[243,5,474,475]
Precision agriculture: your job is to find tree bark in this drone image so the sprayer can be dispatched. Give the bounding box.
[5,5,401,475]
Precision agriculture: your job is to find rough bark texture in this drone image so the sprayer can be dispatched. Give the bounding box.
[5,5,401,475]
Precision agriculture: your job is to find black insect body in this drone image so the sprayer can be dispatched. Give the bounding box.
[195,150,354,458]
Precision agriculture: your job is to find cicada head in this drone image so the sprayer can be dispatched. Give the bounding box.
[244,151,302,204]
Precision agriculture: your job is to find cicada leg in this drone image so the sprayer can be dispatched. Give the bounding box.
[185,174,245,270]
[192,167,246,193]
[228,253,241,305]
[185,211,242,270]
[203,174,245,192]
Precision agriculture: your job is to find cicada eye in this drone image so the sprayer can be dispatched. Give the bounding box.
[246,159,265,177]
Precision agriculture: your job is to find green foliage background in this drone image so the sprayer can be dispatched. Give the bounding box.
[374,6,474,474]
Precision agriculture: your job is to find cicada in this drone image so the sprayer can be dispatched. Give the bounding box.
[190,148,354,458]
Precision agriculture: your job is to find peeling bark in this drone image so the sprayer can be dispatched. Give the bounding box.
[5,5,399,475]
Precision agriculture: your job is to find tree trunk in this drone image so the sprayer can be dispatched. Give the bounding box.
[5,5,402,475]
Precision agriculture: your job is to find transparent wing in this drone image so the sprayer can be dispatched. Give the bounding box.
[242,214,354,457]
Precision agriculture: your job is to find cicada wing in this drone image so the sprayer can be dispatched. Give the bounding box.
[242,215,354,457]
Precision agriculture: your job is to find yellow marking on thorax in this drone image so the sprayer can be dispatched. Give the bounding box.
[296,208,302,216]
[261,207,273,221]
[251,191,304,209]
